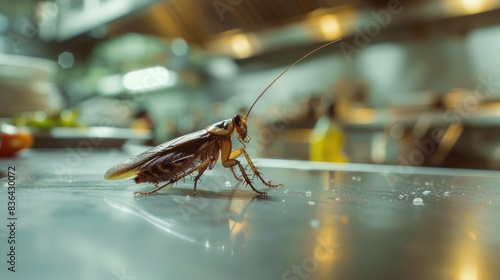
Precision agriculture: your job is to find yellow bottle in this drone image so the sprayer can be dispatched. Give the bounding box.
[309,104,348,163]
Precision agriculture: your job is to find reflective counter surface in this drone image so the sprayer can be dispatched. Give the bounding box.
[1,148,500,280]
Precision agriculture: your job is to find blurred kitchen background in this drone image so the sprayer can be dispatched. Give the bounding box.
[1,0,500,169]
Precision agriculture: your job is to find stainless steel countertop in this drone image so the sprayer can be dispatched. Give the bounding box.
[1,148,500,280]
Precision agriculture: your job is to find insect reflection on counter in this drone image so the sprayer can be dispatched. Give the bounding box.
[104,40,339,196]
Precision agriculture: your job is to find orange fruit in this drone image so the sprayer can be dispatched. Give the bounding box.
[0,126,34,157]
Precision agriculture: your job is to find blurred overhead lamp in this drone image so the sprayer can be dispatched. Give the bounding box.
[460,0,489,13]
[231,34,253,59]
[444,0,494,15]
[122,66,177,93]
[318,14,342,40]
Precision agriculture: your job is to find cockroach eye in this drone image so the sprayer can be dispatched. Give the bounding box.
[234,115,241,126]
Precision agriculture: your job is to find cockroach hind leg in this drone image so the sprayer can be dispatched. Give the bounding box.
[193,180,198,197]
[134,188,160,196]
[134,190,150,196]
[134,182,173,196]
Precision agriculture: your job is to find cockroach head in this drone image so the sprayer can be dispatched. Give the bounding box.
[233,114,250,145]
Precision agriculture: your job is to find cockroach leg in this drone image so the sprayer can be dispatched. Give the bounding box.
[193,158,214,196]
[135,182,171,196]
[235,161,267,196]
[230,166,243,182]
[221,140,273,195]
[230,148,282,188]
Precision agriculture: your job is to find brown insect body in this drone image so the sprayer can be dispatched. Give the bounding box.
[105,115,272,195]
[104,40,339,196]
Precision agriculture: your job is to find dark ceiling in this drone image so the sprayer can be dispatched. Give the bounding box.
[107,0,373,45]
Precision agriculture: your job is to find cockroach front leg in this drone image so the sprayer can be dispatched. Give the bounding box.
[228,148,282,189]
[220,139,280,195]
[229,166,243,182]
[223,158,266,195]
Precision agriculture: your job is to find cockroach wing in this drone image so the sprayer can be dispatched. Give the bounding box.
[104,129,214,180]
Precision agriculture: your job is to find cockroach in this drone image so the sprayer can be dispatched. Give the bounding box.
[104,40,338,196]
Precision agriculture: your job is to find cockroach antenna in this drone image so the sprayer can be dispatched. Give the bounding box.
[245,39,341,118]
